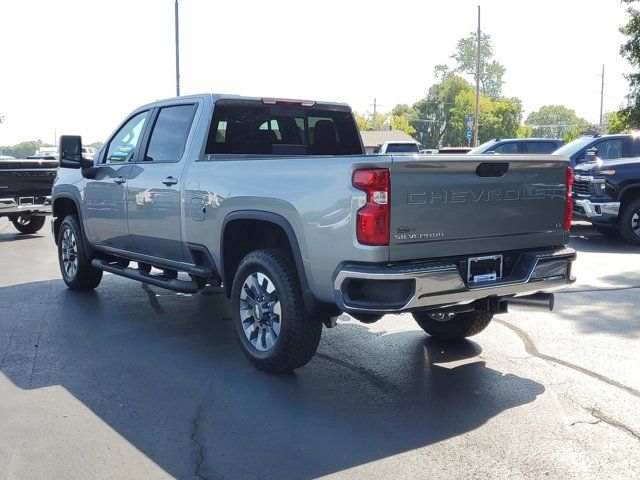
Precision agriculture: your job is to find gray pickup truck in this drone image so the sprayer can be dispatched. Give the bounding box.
[52,94,576,372]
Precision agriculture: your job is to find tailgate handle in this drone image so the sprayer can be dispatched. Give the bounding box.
[476,162,509,177]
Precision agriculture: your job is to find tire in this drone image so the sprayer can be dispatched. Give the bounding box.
[618,199,640,245]
[412,309,493,340]
[11,215,46,234]
[231,248,322,373]
[57,215,103,291]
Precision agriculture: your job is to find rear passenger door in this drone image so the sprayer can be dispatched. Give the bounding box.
[126,103,197,262]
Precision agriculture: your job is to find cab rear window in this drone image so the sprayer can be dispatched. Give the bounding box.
[205,102,362,156]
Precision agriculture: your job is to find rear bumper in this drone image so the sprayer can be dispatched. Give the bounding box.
[0,196,52,216]
[334,247,576,314]
[573,198,619,224]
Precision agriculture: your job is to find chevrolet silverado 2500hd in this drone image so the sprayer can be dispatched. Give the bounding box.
[1,156,57,233]
[52,94,576,372]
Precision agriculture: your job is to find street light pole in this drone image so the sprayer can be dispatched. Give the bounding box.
[175,0,180,97]
[599,64,605,126]
[473,5,481,147]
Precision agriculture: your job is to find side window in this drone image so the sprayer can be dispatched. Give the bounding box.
[491,142,517,154]
[523,142,556,154]
[105,111,149,164]
[594,139,623,160]
[144,104,197,162]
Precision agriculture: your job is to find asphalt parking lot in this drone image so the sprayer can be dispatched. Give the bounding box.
[0,219,639,479]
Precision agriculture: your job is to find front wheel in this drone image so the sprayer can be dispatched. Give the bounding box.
[231,248,322,373]
[11,215,46,234]
[413,309,493,340]
[618,199,640,245]
[57,215,103,291]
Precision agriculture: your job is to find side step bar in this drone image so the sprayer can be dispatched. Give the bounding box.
[91,259,199,294]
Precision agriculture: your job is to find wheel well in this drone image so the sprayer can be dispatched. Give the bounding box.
[222,219,295,296]
[52,197,78,244]
[620,187,640,208]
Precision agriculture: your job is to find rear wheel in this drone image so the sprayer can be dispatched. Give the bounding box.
[231,248,322,373]
[619,199,640,245]
[57,215,103,291]
[413,309,493,340]
[11,215,46,234]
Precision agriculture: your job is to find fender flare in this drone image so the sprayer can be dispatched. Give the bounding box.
[220,210,318,311]
[52,194,94,258]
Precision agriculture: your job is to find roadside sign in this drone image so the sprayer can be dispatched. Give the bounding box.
[466,116,474,125]
[466,129,473,140]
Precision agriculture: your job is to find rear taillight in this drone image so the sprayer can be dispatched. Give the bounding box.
[565,166,574,231]
[353,169,390,245]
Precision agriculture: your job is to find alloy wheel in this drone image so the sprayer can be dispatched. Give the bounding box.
[632,211,640,237]
[61,228,78,279]
[239,272,282,352]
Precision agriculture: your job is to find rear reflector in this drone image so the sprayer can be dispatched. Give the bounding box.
[261,97,316,107]
[353,169,390,245]
[565,166,574,231]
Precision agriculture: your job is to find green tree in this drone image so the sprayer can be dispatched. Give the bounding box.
[524,105,591,140]
[411,74,474,148]
[615,0,640,130]
[0,140,41,158]
[450,33,506,99]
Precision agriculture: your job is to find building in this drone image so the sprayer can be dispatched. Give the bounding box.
[359,130,420,154]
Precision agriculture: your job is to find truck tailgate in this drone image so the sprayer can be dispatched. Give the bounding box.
[389,155,569,261]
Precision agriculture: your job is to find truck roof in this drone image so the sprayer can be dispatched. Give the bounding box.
[137,93,352,111]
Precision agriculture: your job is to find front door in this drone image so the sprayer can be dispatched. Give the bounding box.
[84,110,149,250]
[126,104,197,262]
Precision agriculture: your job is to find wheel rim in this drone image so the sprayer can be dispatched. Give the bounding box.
[632,211,640,236]
[427,311,457,323]
[239,272,281,352]
[61,228,78,279]
[17,216,31,226]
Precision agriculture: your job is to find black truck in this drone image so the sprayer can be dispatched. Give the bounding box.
[572,149,640,245]
[0,157,57,233]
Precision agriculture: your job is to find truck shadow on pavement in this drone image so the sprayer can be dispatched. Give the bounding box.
[0,277,545,479]
[0,231,46,243]
[569,222,640,254]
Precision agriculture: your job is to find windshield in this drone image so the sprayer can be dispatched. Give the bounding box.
[468,140,498,154]
[386,143,419,153]
[553,137,594,156]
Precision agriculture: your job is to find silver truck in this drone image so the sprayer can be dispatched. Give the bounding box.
[52,94,576,372]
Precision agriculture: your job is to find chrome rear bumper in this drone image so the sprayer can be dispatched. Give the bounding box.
[0,196,52,216]
[334,247,576,314]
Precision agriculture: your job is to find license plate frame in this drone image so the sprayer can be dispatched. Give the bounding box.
[467,254,503,284]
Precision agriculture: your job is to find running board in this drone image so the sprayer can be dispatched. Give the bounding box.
[91,259,199,293]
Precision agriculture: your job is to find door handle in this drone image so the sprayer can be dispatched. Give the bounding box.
[162,176,178,186]
[113,176,126,185]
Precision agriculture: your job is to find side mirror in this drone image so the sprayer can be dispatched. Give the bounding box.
[59,135,93,169]
[584,147,598,163]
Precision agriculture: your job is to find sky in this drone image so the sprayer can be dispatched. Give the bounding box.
[0,0,632,145]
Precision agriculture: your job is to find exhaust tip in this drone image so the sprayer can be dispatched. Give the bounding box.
[508,293,554,312]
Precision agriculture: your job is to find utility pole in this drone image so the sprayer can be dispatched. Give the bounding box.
[369,98,382,129]
[599,64,605,126]
[473,5,481,147]
[175,0,181,97]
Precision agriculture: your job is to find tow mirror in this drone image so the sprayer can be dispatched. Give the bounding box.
[59,135,93,169]
[584,147,598,163]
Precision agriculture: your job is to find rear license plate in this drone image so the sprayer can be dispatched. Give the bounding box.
[468,255,503,284]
